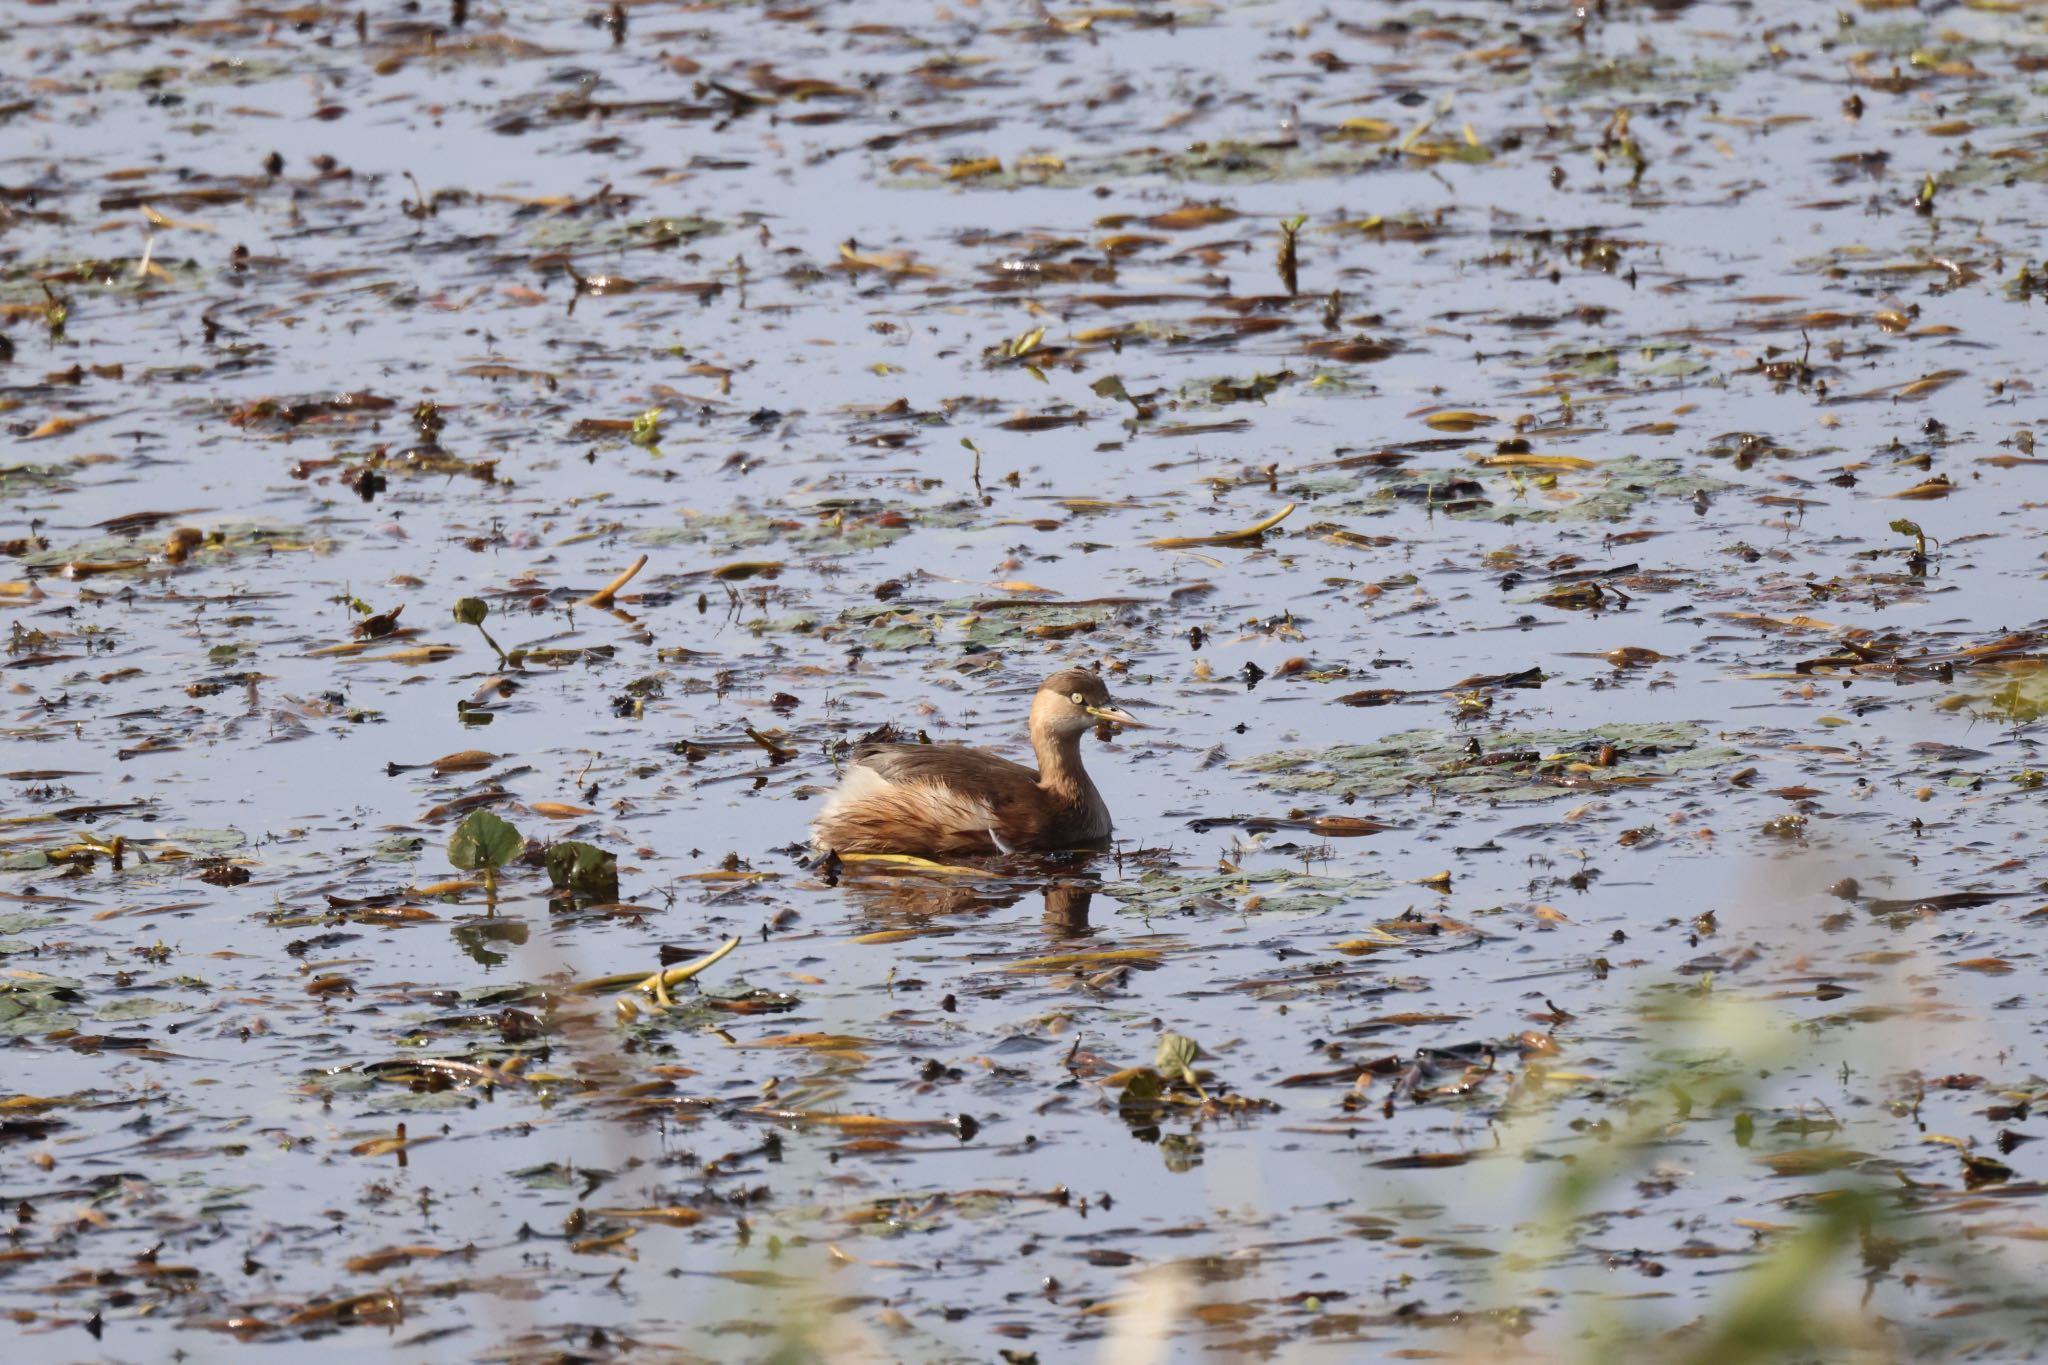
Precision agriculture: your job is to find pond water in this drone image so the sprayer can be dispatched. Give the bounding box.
[3,0,2048,1360]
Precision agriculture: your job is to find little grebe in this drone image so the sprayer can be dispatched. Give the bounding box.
[810,669,1145,858]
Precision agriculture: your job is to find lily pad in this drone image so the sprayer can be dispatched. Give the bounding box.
[449,810,524,874]
[0,912,61,934]
[1108,866,1393,918]
[96,996,190,1021]
[1237,721,1743,803]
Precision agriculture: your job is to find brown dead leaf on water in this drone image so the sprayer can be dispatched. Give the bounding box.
[345,1245,447,1274]
[1422,410,1496,432]
[589,1206,705,1226]
[1144,203,1238,231]
[744,1109,952,1134]
[707,560,783,581]
[850,927,956,944]
[738,1033,873,1057]
[1473,452,1595,471]
[63,559,147,579]
[838,243,934,275]
[1308,816,1389,836]
[1304,336,1398,364]
[1373,1151,1474,1169]
[1150,502,1294,548]
[1757,1147,1866,1176]
[1896,369,1965,399]
[26,414,106,440]
[350,1125,436,1158]
[579,553,647,607]
[997,411,1088,432]
[356,644,462,665]
[284,1290,403,1327]
[1005,948,1164,973]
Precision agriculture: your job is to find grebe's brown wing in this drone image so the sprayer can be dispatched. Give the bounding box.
[810,743,1044,856]
[815,743,1097,855]
[861,743,1060,840]
[850,742,1042,807]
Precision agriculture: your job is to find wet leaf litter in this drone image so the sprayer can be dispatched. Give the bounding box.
[2,0,2048,1361]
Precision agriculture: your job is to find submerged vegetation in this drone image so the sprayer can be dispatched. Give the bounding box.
[1,0,2047,1360]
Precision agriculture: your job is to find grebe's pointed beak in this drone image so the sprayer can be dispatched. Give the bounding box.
[1086,703,1149,729]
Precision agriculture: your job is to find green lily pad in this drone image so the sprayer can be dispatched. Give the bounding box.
[1236,721,1742,803]
[546,840,620,901]
[96,996,190,1021]
[1108,866,1393,917]
[0,975,85,1037]
[24,523,330,572]
[449,810,524,873]
[166,827,250,856]
[372,834,427,864]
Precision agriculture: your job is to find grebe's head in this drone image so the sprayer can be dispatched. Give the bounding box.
[1035,669,1145,737]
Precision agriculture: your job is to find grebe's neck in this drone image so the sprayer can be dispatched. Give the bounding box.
[1027,690,1095,804]
[1032,723,1093,802]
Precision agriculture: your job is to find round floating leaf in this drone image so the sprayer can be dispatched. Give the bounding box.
[167,827,249,856]
[1118,1068,1166,1121]
[96,996,190,1021]
[448,809,523,873]
[545,840,619,901]
[1156,1031,1200,1082]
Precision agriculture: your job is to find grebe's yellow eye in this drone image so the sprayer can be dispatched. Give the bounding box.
[1070,691,1085,705]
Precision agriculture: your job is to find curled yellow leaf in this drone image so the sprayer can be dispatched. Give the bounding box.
[1149,501,1295,549]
